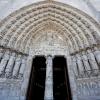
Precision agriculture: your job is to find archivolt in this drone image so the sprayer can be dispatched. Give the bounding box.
[0,0,100,55]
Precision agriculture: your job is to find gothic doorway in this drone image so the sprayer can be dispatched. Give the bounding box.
[27,56,46,100]
[53,56,72,100]
[26,56,72,100]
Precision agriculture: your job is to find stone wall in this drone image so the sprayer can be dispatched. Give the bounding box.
[0,1,100,100]
[0,47,28,100]
[71,44,100,100]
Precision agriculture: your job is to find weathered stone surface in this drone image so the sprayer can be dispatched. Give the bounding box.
[0,1,100,100]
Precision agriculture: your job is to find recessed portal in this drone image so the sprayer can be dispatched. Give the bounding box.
[53,56,72,100]
[27,56,72,100]
[27,56,46,100]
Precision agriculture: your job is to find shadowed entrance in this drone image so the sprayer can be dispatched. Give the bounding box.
[53,56,72,100]
[27,56,46,100]
[27,56,72,100]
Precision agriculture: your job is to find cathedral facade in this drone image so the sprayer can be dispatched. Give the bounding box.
[0,0,100,100]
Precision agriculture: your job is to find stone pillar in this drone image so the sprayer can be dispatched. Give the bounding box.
[0,50,10,76]
[82,51,91,72]
[87,50,99,72]
[12,54,22,78]
[76,54,84,76]
[67,55,78,100]
[0,48,4,60]
[5,52,16,78]
[19,56,27,78]
[44,56,53,100]
[20,56,32,100]
[93,47,100,67]
[72,56,79,77]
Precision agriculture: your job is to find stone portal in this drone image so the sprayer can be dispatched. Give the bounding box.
[27,56,72,100]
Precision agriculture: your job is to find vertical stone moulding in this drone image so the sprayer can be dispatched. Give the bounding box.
[44,55,53,100]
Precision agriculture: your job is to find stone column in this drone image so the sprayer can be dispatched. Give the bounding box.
[0,50,10,76]
[19,56,27,78]
[0,48,4,60]
[44,56,53,100]
[72,56,79,77]
[67,55,78,100]
[20,56,32,100]
[87,50,99,72]
[76,54,84,76]
[82,51,91,71]
[12,54,22,78]
[93,47,100,67]
[82,51,92,76]
[5,52,16,78]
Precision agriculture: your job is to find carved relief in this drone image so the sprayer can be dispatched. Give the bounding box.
[77,78,100,96]
[0,1,100,100]
[0,47,27,80]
